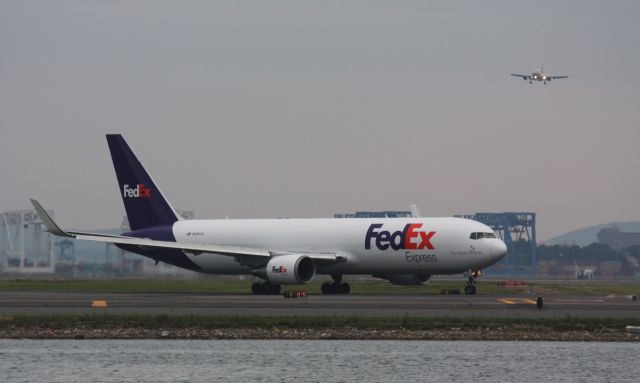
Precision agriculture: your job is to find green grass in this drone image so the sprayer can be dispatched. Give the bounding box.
[0,314,637,331]
[0,278,638,295]
[527,282,640,295]
[0,278,252,294]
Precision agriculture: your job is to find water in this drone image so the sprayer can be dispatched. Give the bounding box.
[1,339,639,382]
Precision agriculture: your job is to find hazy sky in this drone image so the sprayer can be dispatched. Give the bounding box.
[1,1,639,241]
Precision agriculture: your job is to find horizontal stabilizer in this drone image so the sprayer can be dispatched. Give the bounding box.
[30,199,269,258]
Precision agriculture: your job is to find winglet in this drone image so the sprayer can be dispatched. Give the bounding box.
[29,199,74,238]
[410,204,422,218]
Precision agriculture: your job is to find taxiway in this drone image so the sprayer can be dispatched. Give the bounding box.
[0,291,638,318]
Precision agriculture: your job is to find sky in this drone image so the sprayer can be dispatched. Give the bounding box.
[1,0,639,241]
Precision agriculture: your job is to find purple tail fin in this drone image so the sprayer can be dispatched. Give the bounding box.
[106,134,179,231]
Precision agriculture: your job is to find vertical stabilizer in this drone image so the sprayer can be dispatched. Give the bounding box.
[106,134,180,231]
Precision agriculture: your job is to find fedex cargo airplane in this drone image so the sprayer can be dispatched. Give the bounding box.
[31,135,507,295]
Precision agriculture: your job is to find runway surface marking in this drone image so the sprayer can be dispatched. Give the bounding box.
[497,298,537,305]
[552,299,604,303]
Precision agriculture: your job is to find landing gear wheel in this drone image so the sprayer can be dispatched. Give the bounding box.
[463,270,482,295]
[320,279,351,295]
[321,282,333,295]
[464,285,476,295]
[251,282,281,295]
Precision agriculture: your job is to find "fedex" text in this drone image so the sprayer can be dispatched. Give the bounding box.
[123,184,151,198]
[365,223,435,251]
[271,265,287,273]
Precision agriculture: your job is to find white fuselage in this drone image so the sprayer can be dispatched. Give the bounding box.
[171,217,507,276]
[531,71,547,81]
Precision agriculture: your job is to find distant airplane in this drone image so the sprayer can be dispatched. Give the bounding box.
[511,65,568,84]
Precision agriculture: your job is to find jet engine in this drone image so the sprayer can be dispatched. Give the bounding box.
[263,254,316,284]
[374,274,432,286]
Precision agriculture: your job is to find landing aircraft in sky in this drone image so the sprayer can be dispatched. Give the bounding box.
[511,64,568,84]
[31,135,507,295]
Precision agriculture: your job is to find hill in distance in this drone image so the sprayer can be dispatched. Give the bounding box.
[547,221,640,247]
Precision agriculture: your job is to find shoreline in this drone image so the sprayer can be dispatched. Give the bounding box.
[1,315,639,341]
[2,327,640,341]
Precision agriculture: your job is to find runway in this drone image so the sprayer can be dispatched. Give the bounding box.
[1,291,639,318]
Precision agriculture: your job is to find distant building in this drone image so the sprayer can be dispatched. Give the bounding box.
[597,225,640,249]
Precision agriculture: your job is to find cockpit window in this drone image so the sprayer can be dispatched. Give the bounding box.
[470,232,497,240]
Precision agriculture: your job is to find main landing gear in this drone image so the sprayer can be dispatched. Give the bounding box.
[464,270,482,295]
[321,274,350,295]
[251,281,281,295]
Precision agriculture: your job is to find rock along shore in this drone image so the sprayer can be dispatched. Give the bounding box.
[1,326,639,341]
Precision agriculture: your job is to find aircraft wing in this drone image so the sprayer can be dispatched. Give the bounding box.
[548,75,568,80]
[30,199,342,264]
[510,73,530,79]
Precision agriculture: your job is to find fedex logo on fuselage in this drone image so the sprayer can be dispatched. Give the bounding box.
[123,184,151,198]
[365,223,435,251]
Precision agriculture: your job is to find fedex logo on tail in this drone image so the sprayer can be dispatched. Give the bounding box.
[123,184,151,198]
[365,223,435,251]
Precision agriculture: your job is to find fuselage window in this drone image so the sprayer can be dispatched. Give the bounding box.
[485,232,496,238]
[470,232,476,240]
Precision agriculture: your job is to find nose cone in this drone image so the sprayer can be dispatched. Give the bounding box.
[491,240,508,263]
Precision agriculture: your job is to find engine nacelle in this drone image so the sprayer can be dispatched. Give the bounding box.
[374,274,432,286]
[264,254,316,284]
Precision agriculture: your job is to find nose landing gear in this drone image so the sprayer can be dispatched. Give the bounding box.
[464,270,482,295]
[321,274,351,295]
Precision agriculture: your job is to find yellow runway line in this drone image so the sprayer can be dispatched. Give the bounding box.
[91,300,108,308]
[498,298,537,305]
